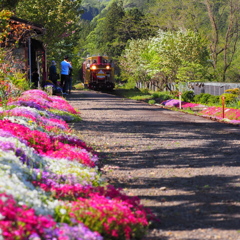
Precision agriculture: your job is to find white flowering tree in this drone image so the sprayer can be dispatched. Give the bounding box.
[119,38,151,84]
[120,29,210,91]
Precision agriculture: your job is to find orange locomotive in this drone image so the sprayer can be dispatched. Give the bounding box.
[82,55,115,90]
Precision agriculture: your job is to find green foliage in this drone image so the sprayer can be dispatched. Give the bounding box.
[193,93,204,103]
[15,0,83,60]
[0,10,13,43]
[226,100,240,108]
[181,91,195,103]
[74,82,85,90]
[151,92,174,101]
[199,93,212,104]
[85,1,125,56]
[0,0,20,11]
[147,0,240,82]
[193,93,212,104]
[10,0,240,84]
[207,95,220,105]
[225,88,240,95]
[6,72,30,91]
[140,88,149,94]
[119,38,151,83]
[81,2,157,58]
[114,85,152,99]
[117,8,157,43]
[148,99,155,104]
[120,29,210,89]
[220,93,238,105]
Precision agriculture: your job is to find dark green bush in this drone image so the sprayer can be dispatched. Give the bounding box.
[182,91,195,102]
[152,92,174,101]
[207,95,220,104]
[193,93,205,103]
[200,93,212,103]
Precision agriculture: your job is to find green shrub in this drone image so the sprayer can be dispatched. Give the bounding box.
[226,99,239,108]
[193,93,204,103]
[140,88,149,94]
[148,99,156,105]
[199,93,212,104]
[220,93,238,104]
[225,88,240,95]
[182,91,195,102]
[193,93,208,103]
[207,95,220,104]
[152,92,174,101]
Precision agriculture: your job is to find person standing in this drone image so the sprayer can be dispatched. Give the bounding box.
[60,55,72,94]
[31,68,39,88]
[67,60,73,94]
[49,60,58,85]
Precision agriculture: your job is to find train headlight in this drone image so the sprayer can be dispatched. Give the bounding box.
[91,65,97,70]
[106,65,111,70]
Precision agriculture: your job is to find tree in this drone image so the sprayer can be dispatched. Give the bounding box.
[117,8,157,42]
[119,38,151,83]
[15,0,83,59]
[100,0,125,56]
[120,29,210,90]
[147,0,240,82]
[0,0,20,11]
[203,0,240,81]
[84,0,125,56]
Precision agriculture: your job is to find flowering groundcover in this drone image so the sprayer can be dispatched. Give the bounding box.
[0,89,156,240]
[161,99,240,125]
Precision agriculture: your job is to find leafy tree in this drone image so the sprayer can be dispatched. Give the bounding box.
[203,0,240,82]
[147,0,240,82]
[117,8,157,42]
[119,38,151,83]
[81,1,125,57]
[15,0,83,60]
[0,0,20,11]
[120,29,210,90]
[99,0,125,56]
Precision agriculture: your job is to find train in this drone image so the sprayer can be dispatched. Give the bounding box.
[82,55,115,91]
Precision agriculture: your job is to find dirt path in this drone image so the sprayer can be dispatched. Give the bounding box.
[67,90,240,240]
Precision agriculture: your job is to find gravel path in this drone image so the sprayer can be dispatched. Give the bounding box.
[67,90,240,240]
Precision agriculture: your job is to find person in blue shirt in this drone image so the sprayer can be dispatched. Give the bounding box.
[60,55,72,94]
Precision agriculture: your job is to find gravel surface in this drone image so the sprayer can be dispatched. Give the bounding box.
[67,90,240,240]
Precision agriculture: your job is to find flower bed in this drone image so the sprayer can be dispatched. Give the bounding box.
[0,89,156,240]
[161,99,240,125]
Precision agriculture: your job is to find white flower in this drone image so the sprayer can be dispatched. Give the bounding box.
[60,208,67,215]
[0,213,5,220]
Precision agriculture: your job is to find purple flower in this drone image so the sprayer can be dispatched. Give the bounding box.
[43,223,103,240]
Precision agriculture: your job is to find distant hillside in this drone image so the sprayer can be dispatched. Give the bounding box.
[81,0,112,20]
[81,0,151,20]
[122,0,150,10]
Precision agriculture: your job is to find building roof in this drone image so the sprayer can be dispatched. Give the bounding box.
[10,16,46,35]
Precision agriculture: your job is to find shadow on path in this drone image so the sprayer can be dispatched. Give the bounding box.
[68,90,240,237]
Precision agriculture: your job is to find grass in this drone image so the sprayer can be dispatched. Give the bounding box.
[73,82,86,90]
[113,85,175,103]
[113,87,152,100]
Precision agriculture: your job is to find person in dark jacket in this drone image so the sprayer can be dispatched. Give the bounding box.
[49,60,58,85]
[31,68,39,88]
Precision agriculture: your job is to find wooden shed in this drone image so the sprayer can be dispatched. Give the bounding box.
[2,16,47,86]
